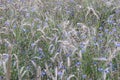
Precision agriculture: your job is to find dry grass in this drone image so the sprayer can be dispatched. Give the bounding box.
[0,0,120,80]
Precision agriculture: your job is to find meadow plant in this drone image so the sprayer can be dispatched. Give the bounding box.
[0,0,120,80]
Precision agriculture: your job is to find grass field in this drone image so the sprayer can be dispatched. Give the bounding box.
[0,0,120,80]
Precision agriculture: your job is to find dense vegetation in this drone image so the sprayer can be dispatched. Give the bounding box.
[0,0,120,80]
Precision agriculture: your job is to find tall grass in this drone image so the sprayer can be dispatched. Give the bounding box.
[0,0,120,80]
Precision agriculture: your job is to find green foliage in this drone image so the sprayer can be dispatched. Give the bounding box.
[0,0,120,80]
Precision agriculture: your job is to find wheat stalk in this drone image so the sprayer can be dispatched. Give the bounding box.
[4,39,12,80]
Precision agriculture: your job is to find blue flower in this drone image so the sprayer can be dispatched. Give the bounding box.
[107,19,116,25]
[58,71,63,77]
[38,48,45,58]
[94,43,98,46]
[98,39,103,43]
[4,21,10,26]
[80,43,85,48]
[31,7,36,12]
[75,62,81,67]
[66,53,71,57]
[93,62,97,66]
[93,37,97,41]
[31,43,35,48]
[115,9,120,14]
[20,0,25,2]
[81,49,86,53]
[58,62,66,70]
[109,31,113,35]
[98,67,103,72]
[98,33,103,37]
[41,71,46,76]
[118,23,120,27]
[104,29,109,33]
[99,26,103,30]
[82,74,87,79]
[7,0,13,3]
[112,28,117,32]
[115,43,120,47]
[81,35,87,39]
[70,0,74,2]
[104,68,109,73]
[26,13,30,18]
[13,24,17,29]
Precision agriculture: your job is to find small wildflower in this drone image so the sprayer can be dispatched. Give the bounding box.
[104,29,109,33]
[13,24,17,29]
[58,62,66,69]
[26,13,30,18]
[81,35,87,39]
[58,62,63,69]
[98,39,103,43]
[98,67,103,72]
[93,62,97,66]
[41,71,46,76]
[58,71,63,77]
[107,19,116,25]
[75,61,81,67]
[94,42,98,46]
[20,0,25,2]
[118,23,120,27]
[31,43,35,48]
[56,24,61,28]
[93,37,97,41]
[57,48,60,53]
[38,48,45,58]
[0,76,3,80]
[112,28,117,32]
[81,49,86,53]
[98,33,103,37]
[70,10,74,17]
[31,7,36,12]
[80,43,85,48]
[115,9,120,14]
[109,15,114,19]
[70,0,75,3]
[82,74,87,79]
[104,68,109,73]
[99,26,103,30]
[26,66,30,70]
[2,54,9,62]
[66,53,71,57]
[4,21,10,26]
[38,48,43,52]
[115,43,120,47]
[7,0,13,3]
